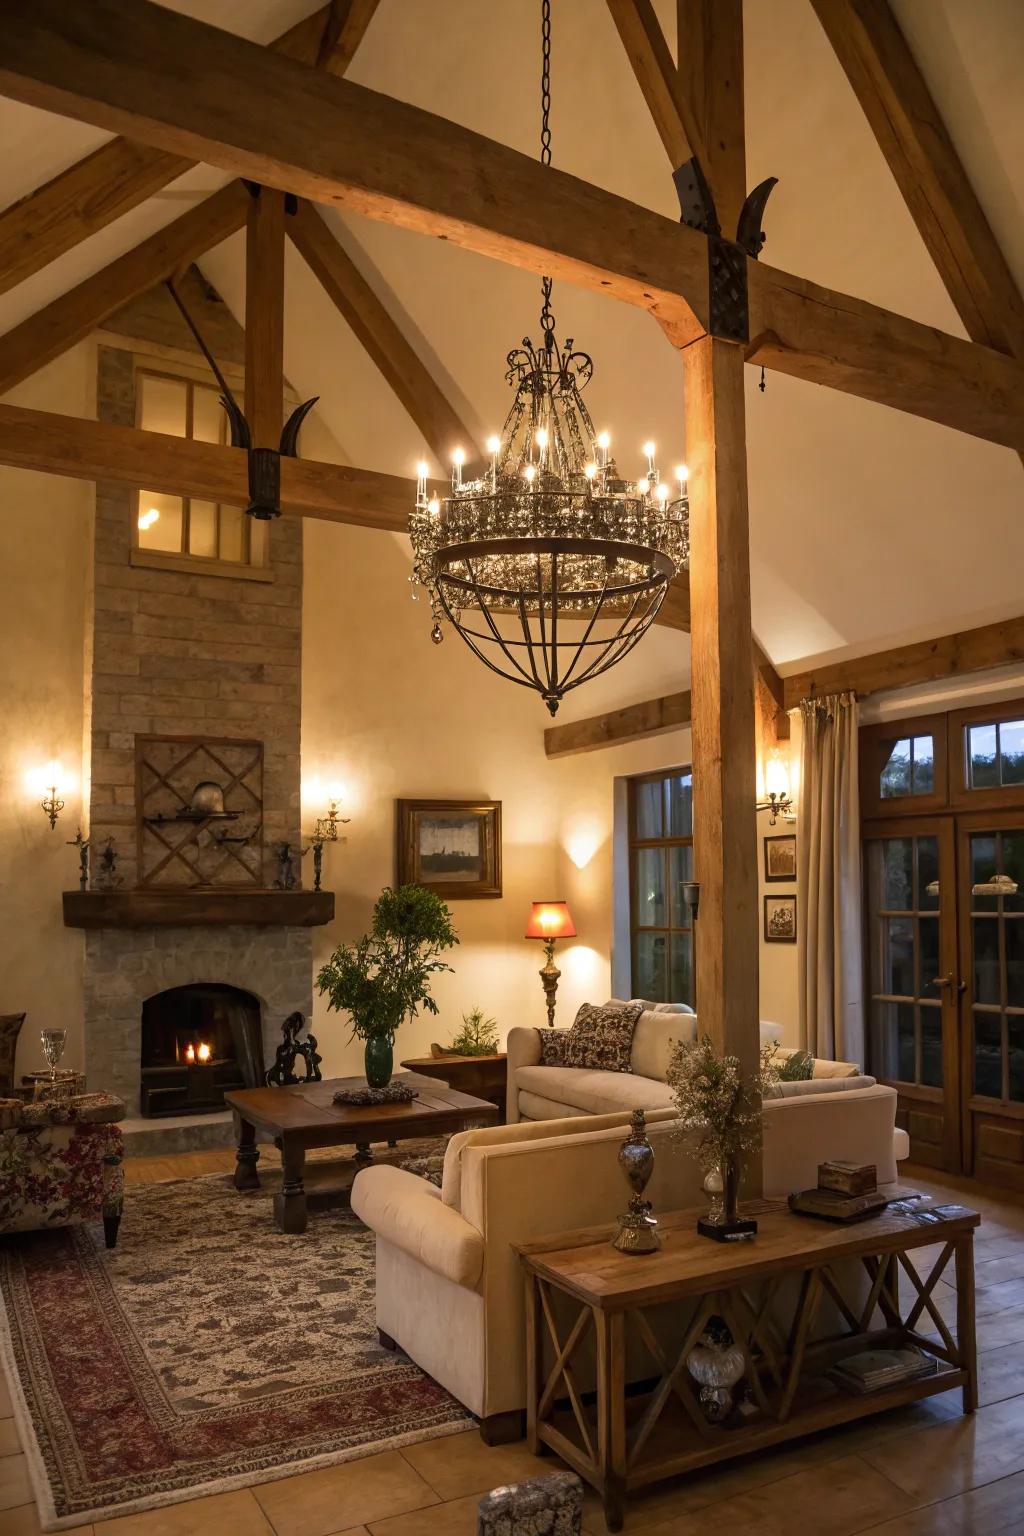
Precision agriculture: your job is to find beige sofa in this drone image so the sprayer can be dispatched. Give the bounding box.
[506,1008,859,1123]
[351,1080,903,1439]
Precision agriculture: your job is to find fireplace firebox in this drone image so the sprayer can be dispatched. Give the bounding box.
[140,984,263,1117]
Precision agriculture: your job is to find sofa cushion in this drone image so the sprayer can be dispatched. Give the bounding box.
[767,1075,876,1099]
[630,1010,697,1082]
[538,1028,572,1066]
[565,1001,643,1072]
[518,1091,589,1122]
[515,1064,675,1116]
[771,1046,861,1080]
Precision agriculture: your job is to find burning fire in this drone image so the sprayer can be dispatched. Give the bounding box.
[184,1042,213,1064]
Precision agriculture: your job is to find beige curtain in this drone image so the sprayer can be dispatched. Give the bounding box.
[797,691,864,1065]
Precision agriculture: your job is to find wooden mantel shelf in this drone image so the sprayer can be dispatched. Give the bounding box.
[62,889,335,929]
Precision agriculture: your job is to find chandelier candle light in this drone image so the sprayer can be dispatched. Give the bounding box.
[410,0,689,715]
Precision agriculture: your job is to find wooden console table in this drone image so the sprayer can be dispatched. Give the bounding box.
[400,1052,507,1117]
[519,1194,979,1531]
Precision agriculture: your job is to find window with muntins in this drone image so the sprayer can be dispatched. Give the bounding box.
[628,768,695,1006]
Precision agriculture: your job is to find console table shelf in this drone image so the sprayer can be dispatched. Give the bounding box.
[519,1194,979,1531]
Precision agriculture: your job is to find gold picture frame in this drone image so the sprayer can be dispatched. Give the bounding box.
[396,799,502,899]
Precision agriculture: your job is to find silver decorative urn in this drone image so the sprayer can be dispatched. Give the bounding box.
[611,1108,660,1255]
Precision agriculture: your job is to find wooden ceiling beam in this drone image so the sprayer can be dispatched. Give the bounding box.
[604,0,703,169]
[0,2,379,297]
[545,689,692,758]
[676,0,746,233]
[782,614,1024,710]
[288,199,475,465]
[244,185,286,444]
[1,3,1020,450]
[0,399,423,531]
[0,181,249,396]
[810,0,1024,363]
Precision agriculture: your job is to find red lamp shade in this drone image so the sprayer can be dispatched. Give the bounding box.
[525,901,577,941]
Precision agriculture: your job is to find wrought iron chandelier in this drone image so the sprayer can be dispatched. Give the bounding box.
[410,0,689,716]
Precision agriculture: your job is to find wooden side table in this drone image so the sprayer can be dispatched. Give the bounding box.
[519,1194,979,1532]
[400,1052,507,1118]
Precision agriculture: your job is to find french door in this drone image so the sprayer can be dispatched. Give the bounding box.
[864,810,1024,1186]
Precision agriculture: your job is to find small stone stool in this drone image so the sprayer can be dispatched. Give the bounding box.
[477,1471,583,1535]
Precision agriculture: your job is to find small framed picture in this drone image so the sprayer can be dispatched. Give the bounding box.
[764,894,797,943]
[764,833,797,884]
[396,799,502,899]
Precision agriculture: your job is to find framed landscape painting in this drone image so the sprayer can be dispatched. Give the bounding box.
[396,799,502,899]
[764,894,797,943]
[764,833,797,883]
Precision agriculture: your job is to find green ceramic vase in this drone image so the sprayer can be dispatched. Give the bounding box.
[364,1035,394,1089]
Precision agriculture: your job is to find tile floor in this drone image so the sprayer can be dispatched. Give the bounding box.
[2,1161,1024,1535]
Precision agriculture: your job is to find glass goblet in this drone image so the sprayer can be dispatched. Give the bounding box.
[40,1028,67,1087]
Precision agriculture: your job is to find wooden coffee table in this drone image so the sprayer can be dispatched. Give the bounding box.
[225,1071,499,1233]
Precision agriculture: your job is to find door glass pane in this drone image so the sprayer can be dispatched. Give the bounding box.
[974,1011,1003,1098]
[139,373,187,436]
[668,844,694,927]
[969,724,999,788]
[1010,1019,1024,1103]
[1000,833,1024,912]
[921,1005,943,1087]
[1006,920,1024,1009]
[192,384,225,445]
[137,491,183,552]
[918,837,940,910]
[882,839,913,909]
[669,932,694,1008]
[188,500,218,558]
[1000,720,1024,785]
[971,834,999,911]
[634,849,665,928]
[666,773,693,837]
[219,504,245,562]
[880,737,912,798]
[883,917,915,996]
[634,780,662,839]
[973,919,1001,1005]
[634,932,667,1002]
[897,1002,916,1082]
[870,1001,898,1080]
[911,736,934,794]
[919,917,939,993]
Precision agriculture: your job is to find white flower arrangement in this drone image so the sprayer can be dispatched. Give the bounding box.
[667,1035,779,1173]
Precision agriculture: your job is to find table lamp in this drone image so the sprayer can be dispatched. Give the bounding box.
[525,901,577,1028]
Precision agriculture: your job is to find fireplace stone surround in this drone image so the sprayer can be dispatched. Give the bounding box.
[74,298,320,1122]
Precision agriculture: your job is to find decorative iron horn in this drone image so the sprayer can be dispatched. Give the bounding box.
[735,177,779,260]
[220,395,320,520]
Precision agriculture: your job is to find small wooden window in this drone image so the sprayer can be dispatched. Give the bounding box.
[135,371,257,567]
[859,714,948,818]
[628,767,695,1005]
[951,700,1024,810]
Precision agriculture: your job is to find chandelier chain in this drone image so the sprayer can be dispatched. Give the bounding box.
[539,0,555,345]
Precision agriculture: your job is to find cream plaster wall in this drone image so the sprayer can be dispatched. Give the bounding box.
[0,345,94,1081]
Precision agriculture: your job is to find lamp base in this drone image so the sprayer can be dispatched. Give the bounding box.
[539,938,560,1027]
[697,1214,758,1243]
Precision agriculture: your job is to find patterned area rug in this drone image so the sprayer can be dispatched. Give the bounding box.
[0,1156,468,1530]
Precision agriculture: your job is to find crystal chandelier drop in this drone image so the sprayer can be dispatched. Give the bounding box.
[409,1,689,716]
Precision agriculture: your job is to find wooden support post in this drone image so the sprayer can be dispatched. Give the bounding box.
[244,186,286,444]
[684,337,760,1096]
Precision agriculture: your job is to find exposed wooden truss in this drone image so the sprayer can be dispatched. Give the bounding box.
[1,0,1021,450]
[244,186,286,444]
[0,182,249,396]
[0,2,379,296]
[287,199,475,465]
[605,0,703,169]
[676,0,746,233]
[545,689,692,758]
[0,401,416,530]
[811,0,1024,363]
[782,613,1024,710]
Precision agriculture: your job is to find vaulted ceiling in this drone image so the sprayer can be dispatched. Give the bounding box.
[0,0,1020,718]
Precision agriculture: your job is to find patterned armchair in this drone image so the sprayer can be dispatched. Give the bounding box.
[0,1092,126,1248]
[0,1012,25,1096]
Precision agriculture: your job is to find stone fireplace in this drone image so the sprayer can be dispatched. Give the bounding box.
[63,287,330,1121]
[141,983,264,1116]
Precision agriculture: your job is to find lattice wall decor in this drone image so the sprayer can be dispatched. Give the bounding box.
[135,735,264,888]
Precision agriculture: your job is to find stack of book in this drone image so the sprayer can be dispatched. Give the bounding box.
[788,1161,888,1222]
[830,1346,937,1395]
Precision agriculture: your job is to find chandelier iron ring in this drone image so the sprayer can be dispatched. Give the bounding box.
[433,538,676,606]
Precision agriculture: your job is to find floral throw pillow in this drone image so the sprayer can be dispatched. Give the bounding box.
[537,1028,573,1065]
[566,1001,644,1073]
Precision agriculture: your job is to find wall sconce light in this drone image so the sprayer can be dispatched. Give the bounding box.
[29,761,67,830]
[525,901,577,1028]
[308,781,351,891]
[756,749,795,826]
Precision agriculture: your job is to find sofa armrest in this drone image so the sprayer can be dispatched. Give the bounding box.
[505,1026,545,1121]
[351,1164,484,1290]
